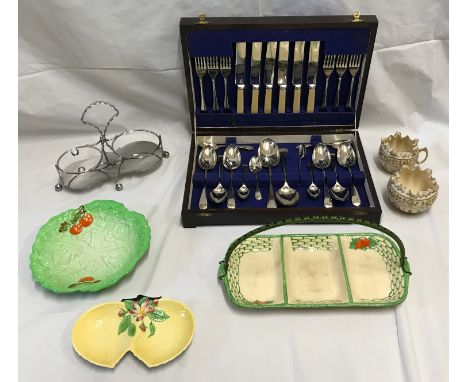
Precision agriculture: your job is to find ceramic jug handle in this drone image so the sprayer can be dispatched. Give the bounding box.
[417,147,428,164]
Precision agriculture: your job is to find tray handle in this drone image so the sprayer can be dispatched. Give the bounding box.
[218,215,411,279]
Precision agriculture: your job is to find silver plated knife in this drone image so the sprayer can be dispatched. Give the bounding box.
[292,41,305,113]
[306,41,320,113]
[235,42,246,114]
[263,42,277,113]
[277,41,289,113]
[250,42,262,113]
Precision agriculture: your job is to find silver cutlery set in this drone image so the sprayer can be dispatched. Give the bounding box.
[194,56,232,112]
[197,138,361,210]
[193,42,363,114]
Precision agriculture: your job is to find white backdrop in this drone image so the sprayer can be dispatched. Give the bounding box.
[19,1,448,381]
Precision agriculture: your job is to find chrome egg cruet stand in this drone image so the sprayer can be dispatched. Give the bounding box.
[55,101,169,192]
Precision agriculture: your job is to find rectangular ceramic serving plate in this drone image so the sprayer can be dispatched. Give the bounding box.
[218,232,410,309]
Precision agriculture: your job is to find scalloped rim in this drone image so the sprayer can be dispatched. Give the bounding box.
[29,200,151,293]
[381,131,419,157]
[389,165,439,198]
[71,298,195,368]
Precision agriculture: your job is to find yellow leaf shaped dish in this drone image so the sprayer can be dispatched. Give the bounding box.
[72,295,194,368]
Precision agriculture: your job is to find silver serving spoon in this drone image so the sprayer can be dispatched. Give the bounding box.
[237,165,250,200]
[249,156,262,200]
[297,144,307,185]
[330,165,349,201]
[223,144,241,209]
[259,138,280,208]
[209,156,228,204]
[337,142,361,206]
[312,143,333,208]
[306,163,321,199]
[198,145,217,209]
[275,150,300,206]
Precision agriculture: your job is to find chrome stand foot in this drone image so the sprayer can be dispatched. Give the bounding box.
[55,184,63,192]
[115,183,123,191]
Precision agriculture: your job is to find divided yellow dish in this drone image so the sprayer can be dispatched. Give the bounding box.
[72,297,194,368]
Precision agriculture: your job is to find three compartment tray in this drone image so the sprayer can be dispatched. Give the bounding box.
[218,216,411,308]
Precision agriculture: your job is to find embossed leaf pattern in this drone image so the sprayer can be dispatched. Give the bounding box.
[29,200,150,293]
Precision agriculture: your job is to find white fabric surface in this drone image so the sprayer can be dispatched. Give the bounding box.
[19,1,448,381]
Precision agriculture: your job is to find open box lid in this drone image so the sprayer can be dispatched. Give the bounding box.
[179,14,378,134]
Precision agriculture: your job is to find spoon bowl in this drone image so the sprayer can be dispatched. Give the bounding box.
[197,146,217,209]
[258,138,280,208]
[275,150,300,207]
[209,156,228,204]
[312,143,333,208]
[306,163,321,199]
[249,156,263,201]
[237,165,250,200]
[223,145,241,209]
[337,141,356,168]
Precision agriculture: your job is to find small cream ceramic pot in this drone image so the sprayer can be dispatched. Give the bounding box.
[387,165,438,214]
[379,131,428,173]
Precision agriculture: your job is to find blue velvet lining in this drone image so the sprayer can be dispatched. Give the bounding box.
[190,136,369,210]
[187,28,370,127]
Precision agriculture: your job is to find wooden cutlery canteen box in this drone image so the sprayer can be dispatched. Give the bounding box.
[179,14,382,227]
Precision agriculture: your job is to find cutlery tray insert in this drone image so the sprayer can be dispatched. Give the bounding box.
[218,217,411,309]
[189,135,369,210]
[181,15,377,128]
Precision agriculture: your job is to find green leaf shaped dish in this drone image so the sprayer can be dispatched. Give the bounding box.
[30,200,151,293]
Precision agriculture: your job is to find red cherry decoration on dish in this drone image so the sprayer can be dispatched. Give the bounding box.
[79,213,94,227]
[79,276,94,282]
[69,224,83,235]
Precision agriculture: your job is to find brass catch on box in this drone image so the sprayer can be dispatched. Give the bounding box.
[352,11,362,22]
[198,14,208,24]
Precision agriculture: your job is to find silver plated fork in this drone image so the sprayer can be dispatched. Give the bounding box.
[207,57,219,112]
[346,54,362,109]
[219,57,231,110]
[334,55,349,108]
[321,55,336,110]
[195,57,207,111]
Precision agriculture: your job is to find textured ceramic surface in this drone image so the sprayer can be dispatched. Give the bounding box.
[379,131,428,173]
[72,296,194,368]
[219,232,410,309]
[387,165,439,213]
[30,200,150,293]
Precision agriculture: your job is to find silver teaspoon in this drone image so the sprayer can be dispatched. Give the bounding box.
[330,165,349,201]
[223,144,241,209]
[259,138,280,208]
[209,156,228,204]
[249,156,262,200]
[197,145,217,209]
[237,165,250,200]
[306,163,320,199]
[337,141,361,206]
[297,144,307,185]
[312,143,332,208]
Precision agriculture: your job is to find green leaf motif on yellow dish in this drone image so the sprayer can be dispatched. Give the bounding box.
[118,296,169,338]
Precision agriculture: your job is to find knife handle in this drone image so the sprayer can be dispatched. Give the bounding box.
[251,86,259,113]
[236,87,244,114]
[307,85,316,113]
[278,87,286,113]
[264,88,272,113]
[293,87,301,113]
